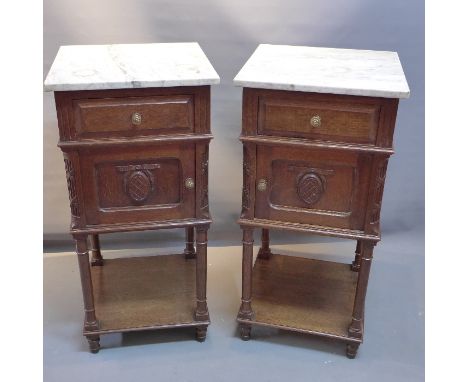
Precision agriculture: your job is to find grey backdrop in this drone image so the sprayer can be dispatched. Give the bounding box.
[43,0,424,246]
[43,1,424,380]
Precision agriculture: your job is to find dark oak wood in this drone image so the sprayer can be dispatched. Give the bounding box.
[74,94,194,139]
[257,229,272,260]
[351,240,362,272]
[238,228,254,323]
[240,135,394,154]
[79,143,196,226]
[58,134,213,149]
[242,88,399,149]
[238,218,379,241]
[254,145,372,230]
[89,234,103,266]
[184,227,196,259]
[195,226,209,323]
[237,254,360,341]
[237,87,400,358]
[348,241,375,340]
[53,86,213,352]
[88,254,209,335]
[258,92,380,144]
[73,234,100,352]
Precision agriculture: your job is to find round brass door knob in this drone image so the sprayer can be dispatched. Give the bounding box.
[131,112,142,125]
[185,177,195,189]
[310,115,321,128]
[257,179,267,192]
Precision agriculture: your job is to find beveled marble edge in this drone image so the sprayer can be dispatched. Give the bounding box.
[233,44,410,99]
[233,79,410,99]
[44,42,220,92]
[44,77,220,92]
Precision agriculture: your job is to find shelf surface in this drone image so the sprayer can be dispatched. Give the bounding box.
[244,254,358,340]
[90,254,205,334]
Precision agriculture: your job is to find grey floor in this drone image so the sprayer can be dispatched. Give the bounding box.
[44,228,424,382]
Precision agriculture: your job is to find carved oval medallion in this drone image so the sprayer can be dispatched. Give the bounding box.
[126,171,153,203]
[297,172,324,205]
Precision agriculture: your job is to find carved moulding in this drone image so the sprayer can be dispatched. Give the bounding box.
[368,157,389,234]
[296,172,325,205]
[288,164,334,206]
[63,153,81,228]
[117,164,160,204]
[200,146,210,218]
[241,145,252,217]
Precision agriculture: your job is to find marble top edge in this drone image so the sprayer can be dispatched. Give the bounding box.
[44,42,220,92]
[257,43,401,56]
[233,44,410,99]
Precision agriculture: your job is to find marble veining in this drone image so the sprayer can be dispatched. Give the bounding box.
[44,43,220,91]
[234,44,410,99]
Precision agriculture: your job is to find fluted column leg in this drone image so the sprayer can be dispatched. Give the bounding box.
[238,227,254,340]
[74,234,100,353]
[257,229,272,260]
[184,227,196,259]
[90,234,103,266]
[347,240,376,358]
[351,240,362,272]
[194,225,209,341]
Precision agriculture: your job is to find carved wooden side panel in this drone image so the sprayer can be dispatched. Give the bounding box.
[54,92,74,141]
[63,153,81,228]
[200,145,210,218]
[367,157,389,235]
[194,143,210,219]
[241,145,252,218]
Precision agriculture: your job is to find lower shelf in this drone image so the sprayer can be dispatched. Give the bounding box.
[87,254,208,335]
[238,254,360,343]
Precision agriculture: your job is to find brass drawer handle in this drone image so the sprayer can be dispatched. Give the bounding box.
[257,179,267,192]
[131,112,142,125]
[185,177,195,190]
[310,115,321,128]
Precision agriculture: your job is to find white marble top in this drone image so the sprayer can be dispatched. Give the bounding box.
[234,44,409,99]
[44,43,220,91]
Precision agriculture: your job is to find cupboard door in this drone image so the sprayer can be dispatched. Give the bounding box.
[80,143,195,226]
[254,145,372,230]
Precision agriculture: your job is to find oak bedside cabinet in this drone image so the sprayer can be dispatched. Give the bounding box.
[234,44,409,358]
[44,43,219,352]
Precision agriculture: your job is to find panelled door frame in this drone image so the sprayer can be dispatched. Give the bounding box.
[254,144,373,230]
[79,142,196,226]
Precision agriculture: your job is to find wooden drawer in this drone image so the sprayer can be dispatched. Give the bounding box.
[254,145,372,230]
[257,93,381,144]
[73,94,194,139]
[80,143,195,226]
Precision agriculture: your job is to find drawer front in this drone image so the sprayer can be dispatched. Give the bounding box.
[258,94,380,144]
[80,144,195,225]
[254,146,372,229]
[73,95,194,138]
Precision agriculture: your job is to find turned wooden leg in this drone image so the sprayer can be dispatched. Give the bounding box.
[239,323,252,341]
[351,240,362,272]
[195,325,208,342]
[348,240,376,355]
[90,234,103,266]
[257,229,272,260]
[346,343,360,359]
[194,226,209,323]
[74,234,100,353]
[86,335,100,354]
[238,227,254,324]
[184,227,196,259]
